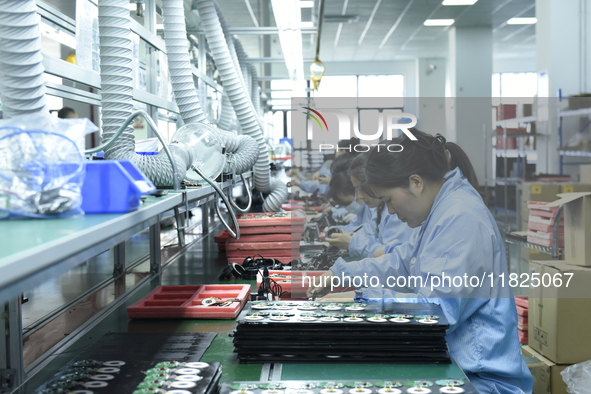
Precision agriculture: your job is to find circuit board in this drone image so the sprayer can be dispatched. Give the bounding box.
[34,333,220,394]
[220,379,476,394]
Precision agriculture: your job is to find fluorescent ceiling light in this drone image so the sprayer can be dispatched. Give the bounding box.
[271,0,306,95]
[300,1,314,8]
[507,17,537,25]
[442,0,478,5]
[300,21,314,28]
[423,19,455,26]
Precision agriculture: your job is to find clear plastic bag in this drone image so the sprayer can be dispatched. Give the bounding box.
[0,115,96,219]
[561,360,591,394]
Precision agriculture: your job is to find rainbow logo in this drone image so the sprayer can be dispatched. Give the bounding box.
[303,107,328,131]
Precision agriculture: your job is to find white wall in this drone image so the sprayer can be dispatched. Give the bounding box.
[493,57,536,74]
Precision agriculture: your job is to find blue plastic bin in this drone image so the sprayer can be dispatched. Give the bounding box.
[81,160,156,213]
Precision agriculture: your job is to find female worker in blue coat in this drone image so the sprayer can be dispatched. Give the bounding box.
[334,153,415,258]
[308,131,533,394]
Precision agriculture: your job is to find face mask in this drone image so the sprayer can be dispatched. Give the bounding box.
[345,200,362,214]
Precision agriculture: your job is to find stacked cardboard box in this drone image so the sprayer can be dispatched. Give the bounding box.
[527,260,591,393]
[515,296,529,344]
[544,192,591,266]
[522,345,569,394]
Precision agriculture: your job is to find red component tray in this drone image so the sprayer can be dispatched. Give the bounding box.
[518,329,528,344]
[517,321,528,331]
[256,270,354,299]
[516,305,529,317]
[237,211,306,227]
[226,249,298,258]
[237,225,305,235]
[126,284,251,319]
[528,221,564,233]
[518,315,528,325]
[226,242,298,251]
[227,233,301,243]
[214,230,230,243]
[515,296,528,309]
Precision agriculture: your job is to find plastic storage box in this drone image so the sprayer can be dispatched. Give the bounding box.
[81,160,156,213]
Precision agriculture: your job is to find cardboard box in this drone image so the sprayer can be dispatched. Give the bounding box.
[559,183,591,194]
[546,192,591,266]
[522,183,561,204]
[581,165,591,184]
[521,345,569,394]
[528,260,591,364]
[522,248,553,261]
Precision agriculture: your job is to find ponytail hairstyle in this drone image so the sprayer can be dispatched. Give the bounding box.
[375,201,386,235]
[365,128,479,190]
[330,152,355,174]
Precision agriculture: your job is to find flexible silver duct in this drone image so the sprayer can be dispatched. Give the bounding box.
[218,92,236,131]
[195,0,287,212]
[233,38,261,116]
[0,0,48,118]
[162,0,258,176]
[99,0,189,186]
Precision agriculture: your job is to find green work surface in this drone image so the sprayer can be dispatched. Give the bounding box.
[280,362,466,381]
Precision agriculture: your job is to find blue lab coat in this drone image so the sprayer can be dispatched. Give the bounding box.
[335,203,375,233]
[330,167,533,394]
[348,204,415,259]
[298,166,331,196]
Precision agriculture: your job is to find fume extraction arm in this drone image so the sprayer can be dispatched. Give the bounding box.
[0,0,288,235]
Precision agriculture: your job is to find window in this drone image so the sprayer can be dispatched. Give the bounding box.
[492,72,537,106]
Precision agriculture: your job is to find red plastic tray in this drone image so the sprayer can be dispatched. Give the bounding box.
[226,242,298,251]
[214,230,229,243]
[518,315,528,325]
[226,249,298,258]
[516,305,529,317]
[237,225,305,235]
[227,233,301,243]
[517,321,528,331]
[256,270,354,299]
[518,329,528,344]
[126,284,251,319]
[237,211,306,227]
[515,296,528,309]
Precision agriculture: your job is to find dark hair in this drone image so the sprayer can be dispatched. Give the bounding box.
[365,128,479,190]
[57,107,77,118]
[327,170,355,206]
[347,153,368,181]
[330,152,355,174]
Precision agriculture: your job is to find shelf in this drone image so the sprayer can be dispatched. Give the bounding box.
[505,231,563,257]
[0,193,183,304]
[494,149,537,158]
[558,150,591,157]
[559,107,591,117]
[495,116,537,127]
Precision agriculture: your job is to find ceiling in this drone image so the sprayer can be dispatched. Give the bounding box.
[215,0,536,67]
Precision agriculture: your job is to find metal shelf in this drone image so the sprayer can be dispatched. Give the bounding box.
[559,107,591,117]
[558,150,591,157]
[505,231,564,257]
[495,116,537,127]
[494,149,537,158]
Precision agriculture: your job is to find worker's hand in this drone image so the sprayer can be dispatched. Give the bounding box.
[318,174,331,184]
[373,247,385,258]
[312,172,320,182]
[291,178,301,187]
[306,270,335,298]
[326,232,353,250]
